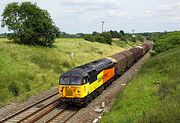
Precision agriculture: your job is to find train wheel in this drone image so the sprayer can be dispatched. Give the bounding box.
[92,91,98,99]
[82,98,89,107]
[88,95,93,103]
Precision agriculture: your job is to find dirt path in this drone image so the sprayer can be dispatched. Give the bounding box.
[67,52,151,123]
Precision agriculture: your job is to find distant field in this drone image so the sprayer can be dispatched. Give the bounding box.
[112,38,141,48]
[0,38,127,106]
[101,47,180,123]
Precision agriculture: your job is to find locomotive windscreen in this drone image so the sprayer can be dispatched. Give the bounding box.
[60,76,82,85]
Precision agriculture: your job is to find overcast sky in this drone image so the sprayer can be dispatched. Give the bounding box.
[0,0,180,33]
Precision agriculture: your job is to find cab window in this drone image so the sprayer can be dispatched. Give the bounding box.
[82,77,89,84]
[89,74,97,83]
[60,76,82,85]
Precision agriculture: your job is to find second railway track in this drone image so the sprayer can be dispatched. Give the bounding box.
[0,91,80,123]
[0,92,59,123]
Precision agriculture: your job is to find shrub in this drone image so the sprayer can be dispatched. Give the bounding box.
[84,34,94,42]
[119,36,127,41]
[101,32,112,44]
[8,81,19,96]
[94,34,105,43]
[84,32,112,45]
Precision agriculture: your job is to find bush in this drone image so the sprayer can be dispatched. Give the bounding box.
[119,36,127,41]
[84,32,112,45]
[101,32,112,44]
[8,81,19,96]
[84,34,94,42]
[94,34,105,43]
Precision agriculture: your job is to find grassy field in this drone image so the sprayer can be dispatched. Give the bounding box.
[101,47,180,123]
[112,38,141,48]
[0,38,126,106]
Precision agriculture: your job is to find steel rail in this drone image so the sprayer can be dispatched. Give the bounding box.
[17,99,61,123]
[45,107,68,123]
[0,91,58,123]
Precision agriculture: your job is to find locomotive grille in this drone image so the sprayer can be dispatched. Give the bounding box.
[66,89,73,96]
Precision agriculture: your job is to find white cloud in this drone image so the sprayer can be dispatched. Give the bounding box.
[171,16,180,21]
[142,11,153,17]
[158,2,180,12]
[61,0,119,5]
[60,0,121,9]
[108,9,136,19]
[157,2,180,16]
[61,9,82,16]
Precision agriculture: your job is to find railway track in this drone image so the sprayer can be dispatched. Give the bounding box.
[0,92,59,123]
[45,107,79,123]
[0,91,80,123]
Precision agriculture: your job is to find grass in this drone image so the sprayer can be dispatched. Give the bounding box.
[101,47,180,123]
[112,38,141,48]
[0,38,126,106]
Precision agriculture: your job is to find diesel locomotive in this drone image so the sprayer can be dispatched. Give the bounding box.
[59,42,151,106]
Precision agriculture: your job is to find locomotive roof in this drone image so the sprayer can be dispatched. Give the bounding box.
[61,58,113,77]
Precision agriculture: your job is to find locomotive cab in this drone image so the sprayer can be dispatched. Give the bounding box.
[59,69,89,99]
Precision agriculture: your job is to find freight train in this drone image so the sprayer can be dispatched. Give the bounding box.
[59,42,151,106]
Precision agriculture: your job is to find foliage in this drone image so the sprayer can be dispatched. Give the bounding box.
[109,30,120,38]
[1,2,60,46]
[60,32,85,38]
[94,34,105,43]
[101,32,112,44]
[84,30,143,45]
[0,33,10,38]
[0,38,124,106]
[108,30,125,38]
[84,34,94,42]
[84,32,112,44]
[101,47,180,123]
[153,31,180,54]
[92,31,98,36]
[8,81,19,96]
[135,34,144,42]
[119,30,125,36]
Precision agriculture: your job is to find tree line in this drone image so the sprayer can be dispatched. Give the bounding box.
[83,30,143,45]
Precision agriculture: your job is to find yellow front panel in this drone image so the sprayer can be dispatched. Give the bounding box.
[59,84,89,98]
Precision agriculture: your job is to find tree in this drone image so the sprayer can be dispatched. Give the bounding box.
[1,2,60,46]
[92,31,98,36]
[109,30,120,38]
[119,30,125,36]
